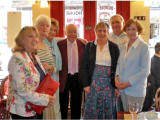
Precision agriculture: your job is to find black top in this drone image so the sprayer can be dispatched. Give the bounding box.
[35,63,45,84]
[79,41,120,88]
[148,55,160,93]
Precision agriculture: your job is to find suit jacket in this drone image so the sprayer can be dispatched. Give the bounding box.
[8,52,49,117]
[57,39,85,92]
[79,41,119,88]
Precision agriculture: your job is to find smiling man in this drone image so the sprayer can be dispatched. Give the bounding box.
[57,24,85,119]
[109,14,128,48]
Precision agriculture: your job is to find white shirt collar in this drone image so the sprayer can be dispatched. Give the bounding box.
[111,32,127,38]
[67,39,77,45]
[94,40,108,46]
[125,36,141,49]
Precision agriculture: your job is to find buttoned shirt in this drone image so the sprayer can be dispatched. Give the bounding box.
[109,32,128,48]
[116,36,150,97]
[94,41,111,66]
[67,39,78,74]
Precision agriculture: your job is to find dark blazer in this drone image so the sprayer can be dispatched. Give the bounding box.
[57,39,85,92]
[143,55,160,111]
[80,41,119,88]
[149,55,160,93]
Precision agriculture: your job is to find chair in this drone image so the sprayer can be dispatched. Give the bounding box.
[0,76,10,119]
[155,87,160,111]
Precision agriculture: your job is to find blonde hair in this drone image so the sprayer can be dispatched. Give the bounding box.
[110,14,124,23]
[123,19,143,35]
[13,26,39,53]
[95,22,109,32]
[51,18,59,32]
[35,15,51,27]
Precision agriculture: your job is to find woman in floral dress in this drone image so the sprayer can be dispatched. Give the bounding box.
[80,22,120,119]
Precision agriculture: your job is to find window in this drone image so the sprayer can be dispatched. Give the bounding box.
[0,1,32,80]
[65,0,84,38]
[97,0,116,24]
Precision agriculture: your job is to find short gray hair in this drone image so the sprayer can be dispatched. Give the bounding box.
[35,15,51,27]
[155,42,160,54]
[110,14,124,23]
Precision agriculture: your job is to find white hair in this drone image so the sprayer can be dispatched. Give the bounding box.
[110,14,124,23]
[35,15,51,27]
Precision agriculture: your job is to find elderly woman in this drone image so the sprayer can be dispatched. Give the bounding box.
[8,26,54,119]
[80,22,119,119]
[35,15,61,119]
[44,18,62,119]
[115,19,150,112]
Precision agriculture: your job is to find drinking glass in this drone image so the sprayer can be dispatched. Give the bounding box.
[128,102,140,120]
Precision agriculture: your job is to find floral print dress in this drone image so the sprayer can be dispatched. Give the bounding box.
[83,64,116,119]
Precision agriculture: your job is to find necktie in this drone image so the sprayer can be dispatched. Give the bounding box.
[71,43,76,74]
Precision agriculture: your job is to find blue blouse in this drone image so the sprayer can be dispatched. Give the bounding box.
[116,37,150,97]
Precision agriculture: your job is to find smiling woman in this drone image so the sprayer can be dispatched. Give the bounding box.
[80,22,119,119]
[115,19,150,112]
[8,26,55,120]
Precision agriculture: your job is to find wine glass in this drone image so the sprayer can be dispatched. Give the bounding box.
[128,102,140,120]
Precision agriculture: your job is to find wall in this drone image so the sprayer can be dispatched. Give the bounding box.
[32,1,50,26]
[7,12,21,48]
[130,1,150,43]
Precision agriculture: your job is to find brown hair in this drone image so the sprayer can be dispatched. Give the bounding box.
[155,42,160,54]
[51,18,59,32]
[123,19,143,35]
[95,22,109,32]
[13,26,39,53]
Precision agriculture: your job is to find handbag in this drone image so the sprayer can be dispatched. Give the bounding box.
[25,73,59,114]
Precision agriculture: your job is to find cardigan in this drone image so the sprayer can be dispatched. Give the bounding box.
[80,40,119,88]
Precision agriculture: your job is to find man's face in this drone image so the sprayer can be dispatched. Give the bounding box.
[110,16,124,35]
[66,25,78,43]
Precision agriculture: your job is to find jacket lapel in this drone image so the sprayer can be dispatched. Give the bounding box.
[92,41,96,65]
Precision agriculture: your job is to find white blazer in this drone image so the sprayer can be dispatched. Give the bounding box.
[8,52,49,117]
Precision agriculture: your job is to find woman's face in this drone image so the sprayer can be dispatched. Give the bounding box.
[96,26,109,41]
[110,17,123,35]
[126,23,138,41]
[36,20,50,38]
[47,24,57,40]
[23,31,39,53]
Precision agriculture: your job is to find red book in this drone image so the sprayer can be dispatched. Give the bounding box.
[25,73,59,114]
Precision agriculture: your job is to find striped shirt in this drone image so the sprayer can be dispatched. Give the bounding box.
[37,48,55,67]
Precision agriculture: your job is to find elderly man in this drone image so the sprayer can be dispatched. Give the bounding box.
[109,14,128,48]
[57,24,85,119]
[109,14,128,112]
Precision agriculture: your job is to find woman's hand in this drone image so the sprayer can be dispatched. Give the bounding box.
[42,62,55,73]
[115,76,121,88]
[118,82,131,90]
[115,76,131,90]
[84,86,90,94]
[115,89,120,98]
[48,95,55,106]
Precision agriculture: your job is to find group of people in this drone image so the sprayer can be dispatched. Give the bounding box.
[7,13,155,120]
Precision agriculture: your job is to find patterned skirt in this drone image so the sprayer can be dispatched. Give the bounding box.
[83,65,116,119]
